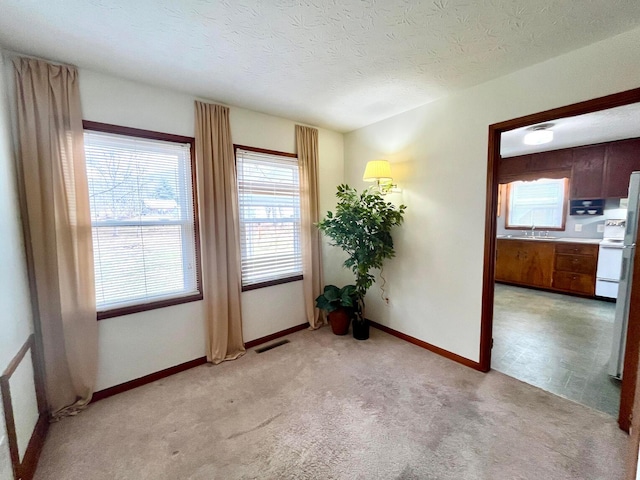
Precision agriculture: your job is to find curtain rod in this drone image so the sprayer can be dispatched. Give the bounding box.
[1,48,78,69]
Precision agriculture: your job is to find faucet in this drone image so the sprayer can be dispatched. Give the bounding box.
[531,225,536,237]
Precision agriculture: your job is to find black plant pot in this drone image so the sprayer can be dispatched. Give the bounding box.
[353,318,370,340]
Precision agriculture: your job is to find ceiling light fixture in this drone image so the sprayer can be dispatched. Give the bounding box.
[523,124,554,145]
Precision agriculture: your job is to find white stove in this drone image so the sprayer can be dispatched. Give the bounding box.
[596,220,626,299]
[599,238,624,247]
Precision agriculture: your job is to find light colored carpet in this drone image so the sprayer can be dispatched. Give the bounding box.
[35,327,627,480]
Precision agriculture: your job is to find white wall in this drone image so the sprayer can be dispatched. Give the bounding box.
[0,51,38,475]
[77,69,345,390]
[344,26,640,362]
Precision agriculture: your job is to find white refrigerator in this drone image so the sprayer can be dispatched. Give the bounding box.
[609,171,640,378]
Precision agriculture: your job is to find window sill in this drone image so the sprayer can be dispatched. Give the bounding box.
[241,275,303,292]
[97,293,203,320]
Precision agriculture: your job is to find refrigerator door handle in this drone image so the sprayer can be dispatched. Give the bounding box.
[620,246,636,282]
[621,257,628,282]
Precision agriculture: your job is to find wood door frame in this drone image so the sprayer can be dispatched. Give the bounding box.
[480,87,640,434]
[626,219,640,478]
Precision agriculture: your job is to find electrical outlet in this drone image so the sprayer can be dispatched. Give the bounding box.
[575,224,583,232]
[597,224,605,233]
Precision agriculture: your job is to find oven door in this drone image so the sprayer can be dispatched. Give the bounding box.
[597,245,624,281]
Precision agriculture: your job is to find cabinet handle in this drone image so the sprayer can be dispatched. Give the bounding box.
[572,259,578,264]
[572,275,578,280]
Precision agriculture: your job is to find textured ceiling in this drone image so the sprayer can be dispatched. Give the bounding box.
[1,1,640,132]
[501,102,640,157]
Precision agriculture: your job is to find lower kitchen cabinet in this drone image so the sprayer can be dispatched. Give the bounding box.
[496,239,599,297]
[552,243,599,296]
[495,239,554,288]
[494,239,523,284]
[552,271,596,296]
[554,253,597,275]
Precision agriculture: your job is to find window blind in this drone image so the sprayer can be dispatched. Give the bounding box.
[236,148,302,287]
[84,130,200,312]
[507,178,567,228]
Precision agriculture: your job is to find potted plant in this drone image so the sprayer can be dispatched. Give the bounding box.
[317,184,405,340]
[315,284,359,335]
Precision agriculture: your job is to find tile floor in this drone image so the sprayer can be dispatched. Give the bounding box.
[492,283,621,417]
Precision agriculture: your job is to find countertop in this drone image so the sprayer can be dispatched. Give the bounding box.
[496,235,601,245]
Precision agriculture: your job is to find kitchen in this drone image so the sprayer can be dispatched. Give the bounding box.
[491,103,640,417]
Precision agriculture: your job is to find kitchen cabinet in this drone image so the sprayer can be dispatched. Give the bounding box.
[530,149,573,172]
[570,145,605,199]
[498,150,572,184]
[496,239,598,297]
[495,239,523,284]
[498,138,640,200]
[603,138,640,198]
[495,239,554,288]
[552,243,599,296]
[498,155,531,183]
[552,271,595,296]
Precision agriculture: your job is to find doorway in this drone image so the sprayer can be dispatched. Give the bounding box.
[480,87,640,433]
[492,109,640,417]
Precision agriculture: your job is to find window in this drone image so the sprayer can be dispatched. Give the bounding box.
[506,178,568,230]
[83,121,202,319]
[235,146,303,290]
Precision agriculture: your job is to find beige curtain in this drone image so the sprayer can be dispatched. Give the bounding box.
[296,125,324,329]
[13,57,98,419]
[194,101,246,363]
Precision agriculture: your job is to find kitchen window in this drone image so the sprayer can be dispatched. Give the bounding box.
[83,121,202,319]
[235,146,303,290]
[505,178,568,230]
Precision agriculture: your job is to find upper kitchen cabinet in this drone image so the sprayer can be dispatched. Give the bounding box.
[603,138,640,198]
[498,138,640,199]
[570,145,605,199]
[498,150,571,184]
[498,155,531,183]
[529,149,573,172]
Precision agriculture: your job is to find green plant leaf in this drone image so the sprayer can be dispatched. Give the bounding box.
[317,185,405,301]
[315,293,337,312]
[323,285,340,302]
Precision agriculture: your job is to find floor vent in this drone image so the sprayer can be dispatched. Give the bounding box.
[255,339,290,353]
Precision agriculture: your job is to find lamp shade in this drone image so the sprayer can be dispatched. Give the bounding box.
[363,160,392,182]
